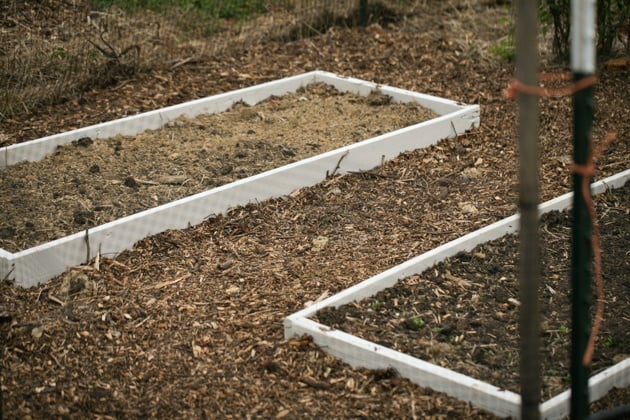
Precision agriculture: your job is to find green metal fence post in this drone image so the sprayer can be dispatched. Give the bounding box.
[359,0,368,27]
[570,1,596,419]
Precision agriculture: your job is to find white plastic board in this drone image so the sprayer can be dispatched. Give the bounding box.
[284,169,630,419]
[1,71,479,287]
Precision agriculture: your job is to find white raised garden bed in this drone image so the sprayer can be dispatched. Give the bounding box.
[1,71,479,287]
[284,169,630,420]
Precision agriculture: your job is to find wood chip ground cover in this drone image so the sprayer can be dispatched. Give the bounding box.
[0,83,435,252]
[314,182,630,401]
[1,0,629,417]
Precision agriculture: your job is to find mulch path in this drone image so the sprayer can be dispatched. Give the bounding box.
[1,0,628,417]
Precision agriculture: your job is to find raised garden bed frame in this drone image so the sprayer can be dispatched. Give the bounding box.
[1,71,479,288]
[284,169,630,420]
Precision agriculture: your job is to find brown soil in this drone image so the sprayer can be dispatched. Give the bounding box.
[1,0,629,418]
[315,182,630,401]
[0,83,435,252]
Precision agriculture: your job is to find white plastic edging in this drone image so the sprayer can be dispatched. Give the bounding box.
[312,72,475,116]
[284,169,630,419]
[540,358,630,420]
[292,317,522,418]
[2,72,313,168]
[1,71,479,287]
[0,249,11,281]
[0,71,474,169]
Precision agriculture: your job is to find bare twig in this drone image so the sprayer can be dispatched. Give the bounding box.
[87,29,140,63]
[48,294,65,306]
[299,376,332,390]
[2,265,14,283]
[84,228,90,264]
[326,150,349,179]
[147,273,191,290]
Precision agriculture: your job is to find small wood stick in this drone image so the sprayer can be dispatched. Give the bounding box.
[327,150,349,178]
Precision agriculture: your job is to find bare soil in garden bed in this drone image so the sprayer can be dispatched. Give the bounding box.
[1,0,629,418]
[314,181,630,401]
[0,83,435,252]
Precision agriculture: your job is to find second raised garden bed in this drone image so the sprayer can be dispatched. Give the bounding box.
[284,170,629,419]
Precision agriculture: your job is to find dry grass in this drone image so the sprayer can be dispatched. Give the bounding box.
[0,1,184,121]
[0,0,418,126]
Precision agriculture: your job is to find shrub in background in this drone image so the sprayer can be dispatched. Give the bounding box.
[540,0,630,60]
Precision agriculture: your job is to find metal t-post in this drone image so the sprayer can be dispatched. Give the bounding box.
[570,1,596,419]
[359,0,368,27]
[516,0,541,418]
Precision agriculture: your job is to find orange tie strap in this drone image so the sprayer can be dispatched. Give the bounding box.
[570,131,617,367]
[503,74,598,99]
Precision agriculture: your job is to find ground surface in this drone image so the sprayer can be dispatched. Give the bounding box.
[1,0,629,418]
[0,83,434,252]
[315,182,629,401]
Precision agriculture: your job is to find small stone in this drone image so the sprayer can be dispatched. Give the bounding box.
[225,285,240,295]
[60,271,91,296]
[459,202,479,215]
[311,236,329,252]
[508,298,521,307]
[123,176,138,189]
[31,326,44,339]
[218,259,234,270]
[158,175,188,185]
[276,409,290,419]
[73,137,93,147]
[428,342,453,357]
[556,155,572,165]
[461,167,481,179]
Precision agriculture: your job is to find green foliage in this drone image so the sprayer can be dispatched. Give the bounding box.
[410,316,425,329]
[602,335,615,349]
[50,46,67,60]
[89,0,272,38]
[489,15,515,62]
[597,0,630,57]
[489,38,515,62]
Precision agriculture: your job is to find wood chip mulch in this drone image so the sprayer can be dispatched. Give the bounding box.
[1,0,628,417]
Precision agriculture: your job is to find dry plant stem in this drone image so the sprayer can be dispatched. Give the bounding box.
[328,150,350,178]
